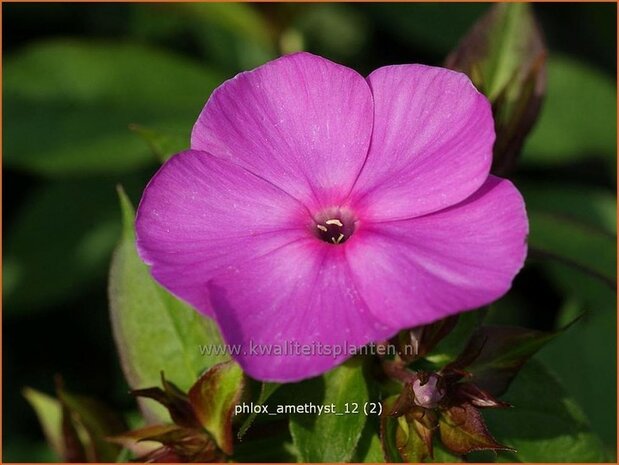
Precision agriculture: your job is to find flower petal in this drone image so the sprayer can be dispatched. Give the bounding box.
[191,52,374,209]
[136,150,309,316]
[350,65,494,221]
[208,241,392,382]
[346,176,527,328]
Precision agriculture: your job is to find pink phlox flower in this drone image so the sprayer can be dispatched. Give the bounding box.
[136,52,528,382]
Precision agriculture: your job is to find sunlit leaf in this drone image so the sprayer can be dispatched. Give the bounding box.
[23,388,63,460]
[109,187,227,422]
[396,415,433,462]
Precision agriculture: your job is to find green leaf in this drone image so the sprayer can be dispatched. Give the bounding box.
[238,382,280,439]
[188,361,245,455]
[379,396,402,462]
[484,359,608,461]
[426,310,484,366]
[538,303,617,451]
[396,415,432,462]
[109,424,221,462]
[233,432,298,463]
[449,325,563,396]
[129,125,188,163]
[439,403,512,456]
[4,40,222,177]
[397,315,460,364]
[381,398,462,463]
[522,56,616,166]
[56,383,127,462]
[528,209,616,287]
[353,417,385,463]
[109,187,227,422]
[290,358,369,462]
[23,388,63,460]
[4,179,124,314]
[131,373,200,429]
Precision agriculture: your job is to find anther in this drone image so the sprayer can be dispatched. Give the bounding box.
[314,210,356,245]
[325,219,343,227]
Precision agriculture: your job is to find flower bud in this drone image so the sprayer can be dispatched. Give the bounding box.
[412,373,445,409]
[445,3,546,176]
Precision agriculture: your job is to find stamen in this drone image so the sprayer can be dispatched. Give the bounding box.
[325,219,343,227]
[314,209,356,245]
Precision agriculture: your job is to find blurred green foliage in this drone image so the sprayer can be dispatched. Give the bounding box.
[522,56,617,168]
[3,2,616,462]
[4,41,223,176]
[484,360,608,462]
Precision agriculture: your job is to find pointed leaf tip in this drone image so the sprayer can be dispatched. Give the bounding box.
[23,387,64,460]
[439,402,514,456]
[447,324,563,396]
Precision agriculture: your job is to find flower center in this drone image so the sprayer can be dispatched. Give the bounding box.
[314,208,356,245]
